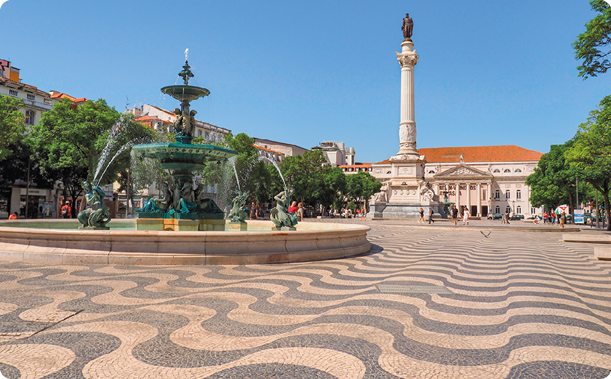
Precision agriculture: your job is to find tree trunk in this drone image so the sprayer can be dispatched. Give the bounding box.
[566,188,574,220]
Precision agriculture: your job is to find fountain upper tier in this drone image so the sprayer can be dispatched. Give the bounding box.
[161,85,210,103]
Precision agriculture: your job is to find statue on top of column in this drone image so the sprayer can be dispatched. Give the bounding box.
[402,13,413,40]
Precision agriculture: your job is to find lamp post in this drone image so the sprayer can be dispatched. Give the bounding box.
[512,200,515,216]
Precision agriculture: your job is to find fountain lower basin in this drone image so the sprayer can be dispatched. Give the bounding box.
[0,220,370,265]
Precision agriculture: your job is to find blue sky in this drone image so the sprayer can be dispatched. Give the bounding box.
[2,0,609,163]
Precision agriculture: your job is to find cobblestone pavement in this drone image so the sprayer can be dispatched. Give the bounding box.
[0,221,610,378]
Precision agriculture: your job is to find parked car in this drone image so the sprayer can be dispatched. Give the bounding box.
[510,214,524,220]
[492,213,503,220]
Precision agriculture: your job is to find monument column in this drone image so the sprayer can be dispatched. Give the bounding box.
[396,41,419,156]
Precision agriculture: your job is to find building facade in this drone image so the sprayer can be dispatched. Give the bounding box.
[253,138,308,158]
[311,142,355,167]
[371,145,543,217]
[128,104,231,142]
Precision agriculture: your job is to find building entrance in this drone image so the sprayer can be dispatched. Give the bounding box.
[481,205,488,216]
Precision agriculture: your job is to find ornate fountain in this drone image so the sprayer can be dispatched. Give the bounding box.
[132,57,237,231]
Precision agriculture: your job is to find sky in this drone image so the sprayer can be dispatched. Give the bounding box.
[2,0,610,163]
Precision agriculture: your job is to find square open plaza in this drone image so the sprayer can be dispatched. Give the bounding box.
[1,4,611,379]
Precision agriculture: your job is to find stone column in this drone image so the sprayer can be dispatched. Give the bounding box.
[466,183,471,215]
[477,182,482,216]
[487,182,492,213]
[396,41,419,156]
[455,183,460,211]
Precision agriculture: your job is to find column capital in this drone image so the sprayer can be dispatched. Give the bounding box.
[396,53,419,67]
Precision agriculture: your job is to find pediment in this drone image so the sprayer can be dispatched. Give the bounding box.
[434,164,492,179]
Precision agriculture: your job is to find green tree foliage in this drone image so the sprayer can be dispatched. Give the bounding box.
[345,171,382,210]
[565,95,611,230]
[573,0,611,79]
[525,141,578,213]
[27,98,154,215]
[279,150,329,205]
[319,167,347,212]
[0,95,25,161]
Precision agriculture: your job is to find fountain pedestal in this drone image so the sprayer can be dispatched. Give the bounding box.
[136,218,225,231]
[227,222,248,231]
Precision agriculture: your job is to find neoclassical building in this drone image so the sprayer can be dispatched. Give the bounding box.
[369,145,543,217]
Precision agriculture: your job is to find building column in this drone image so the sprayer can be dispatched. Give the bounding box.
[487,182,492,213]
[466,183,471,214]
[455,183,460,211]
[477,182,482,217]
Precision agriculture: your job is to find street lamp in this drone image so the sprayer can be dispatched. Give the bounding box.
[512,200,515,215]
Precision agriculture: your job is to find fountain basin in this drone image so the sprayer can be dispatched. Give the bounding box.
[0,220,370,265]
[161,85,210,102]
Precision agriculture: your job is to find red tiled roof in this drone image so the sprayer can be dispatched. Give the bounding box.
[338,163,372,169]
[253,145,284,155]
[375,145,543,164]
[50,92,87,103]
[135,115,159,122]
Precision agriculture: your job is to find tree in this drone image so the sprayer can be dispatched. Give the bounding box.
[319,167,347,213]
[573,0,611,79]
[280,150,328,205]
[345,171,382,210]
[0,95,25,161]
[565,95,611,230]
[27,98,154,216]
[525,141,579,214]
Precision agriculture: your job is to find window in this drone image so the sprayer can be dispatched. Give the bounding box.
[386,171,391,175]
[515,169,522,173]
[44,98,52,105]
[369,168,372,172]
[342,168,346,172]
[349,168,353,172]
[531,207,537,214]
[516,206,522,214]
[495,206,500,213]
[26,94,35,101]
[516,190,521,199]
[505,190,510,199]
[495,189,500,199]
[8,89,17,97]
[25,110,35,125]
[428,170,435,174]
[506,206,511,213]
[493,169,500,173]
[504,169,511,173]
[482,190,487,200]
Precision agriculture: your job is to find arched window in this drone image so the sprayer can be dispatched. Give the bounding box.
[506,206,512,213]
[515,169,522,173]
[493,169,500,173]
[516,206,522,214]
[495,189,500,199]
[504,169,511,173]
[386,171,391,175]
[516,190,521,199]
[495,206,500,213]
[428,170,435,174]
[505,190,511,199]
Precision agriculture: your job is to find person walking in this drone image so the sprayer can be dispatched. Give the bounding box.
[505,211,511,225]
[297,203,304,221]
[463,207,470,226]
[560,211,566,229]
[428,207,435,224]
[451,205,458,226]
[418,208,425,223]
[60,201,72,219]
[543,211,548,224]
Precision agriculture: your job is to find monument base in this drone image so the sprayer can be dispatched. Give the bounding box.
[370,202,445,219]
